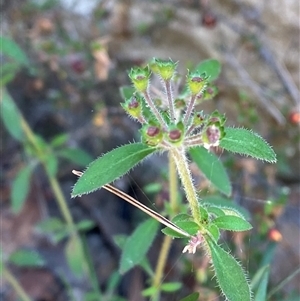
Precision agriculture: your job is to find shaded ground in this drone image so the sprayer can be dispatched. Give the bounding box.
[1,0,300,300]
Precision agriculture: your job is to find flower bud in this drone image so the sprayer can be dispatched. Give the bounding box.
[141,124,163,146]
[121,95,142,118]
[202,122,225,149]
[203,85,218,101]
[128,66,151,92]
[149,58,178,80]
[268,228,282,242]
[175,98,186,110]
[166,121,185,145]
[193,111,205,126]
[187,71,209,95]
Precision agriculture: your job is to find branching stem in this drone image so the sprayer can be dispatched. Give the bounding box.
[164,79,175,123]
[143,90,168,129]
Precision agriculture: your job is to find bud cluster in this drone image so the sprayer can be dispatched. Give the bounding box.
[122,58,226,150]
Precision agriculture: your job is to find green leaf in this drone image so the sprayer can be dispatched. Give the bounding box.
[36,217,70,243]
[50,133,68,148]
[194,59,221,82]
[72,143,156,197]
[175,221,199,235]
[206,206,225,218]
[119,219,159,274]
[254,266,269,301]
[0,36,30,66]
[142,286,158,297]
[11,164,35,213]
[76,219,96,231]
[172,213,192,223]
[206,224,220,241]
[203,195,250,219]
[44,153,58,177]
[9,250,45,267]
[189,146,231,196]
[58,148,93,166]
[143,182,162,194]
[65,235,85,276]
[205,236,251,301]
[119,86,135,100]
[113,234,127,249]
[251,265,269,301]
[220,127,276,163]
[0,62,20,86]
[139,257,154,277]
[161,282,182,292]
[179,292,200,301]
[106,271,122,295]
[221,208,247,219]
[199,205,209,221]
[213,215,252,231]
[161,227,188,239]
[36,217,65,234]
[0,89,23,141]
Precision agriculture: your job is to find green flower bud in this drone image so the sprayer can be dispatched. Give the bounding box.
[166,121,185,145]
[193,111,205,126]
[208,111,226,126]
[187,71,209,96]
[141,124,163,146]
[149,58,178,80]
[153,98,163,108]
[128,66,151,92]
[203,85,218,101]
[121,95,142,118]
[175,98,186,110]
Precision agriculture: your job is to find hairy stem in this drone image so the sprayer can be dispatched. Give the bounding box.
[143,90,168,129]
[170,148,201,222]
[164,79,175,123]
[183,95,197,125]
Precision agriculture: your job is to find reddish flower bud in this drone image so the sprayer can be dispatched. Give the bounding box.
[268,228,282,242]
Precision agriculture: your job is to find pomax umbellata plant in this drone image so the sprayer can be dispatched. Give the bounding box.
[72,58,276,301]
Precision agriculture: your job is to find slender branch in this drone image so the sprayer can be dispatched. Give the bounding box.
[143,90,168,129]
[152,154,178,301]
[20,113,75,229]
[183,95,197,125]
[46,169,75,228]
[164,79,175,123]
[4,269,32,301]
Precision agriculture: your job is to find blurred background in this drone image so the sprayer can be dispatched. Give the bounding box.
[1,0,299,300]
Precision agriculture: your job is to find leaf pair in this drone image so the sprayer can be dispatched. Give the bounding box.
[72,127,276,198]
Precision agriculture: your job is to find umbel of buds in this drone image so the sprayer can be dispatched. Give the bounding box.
[123,58,226,150]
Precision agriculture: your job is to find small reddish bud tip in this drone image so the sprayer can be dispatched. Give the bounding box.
[128,98,139,109]
[169,129,181,140]
[206,87,214,94]
[268,228,282,242]
[289,111,300,125]
[191,76,203,83]
[147,126,160,137]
